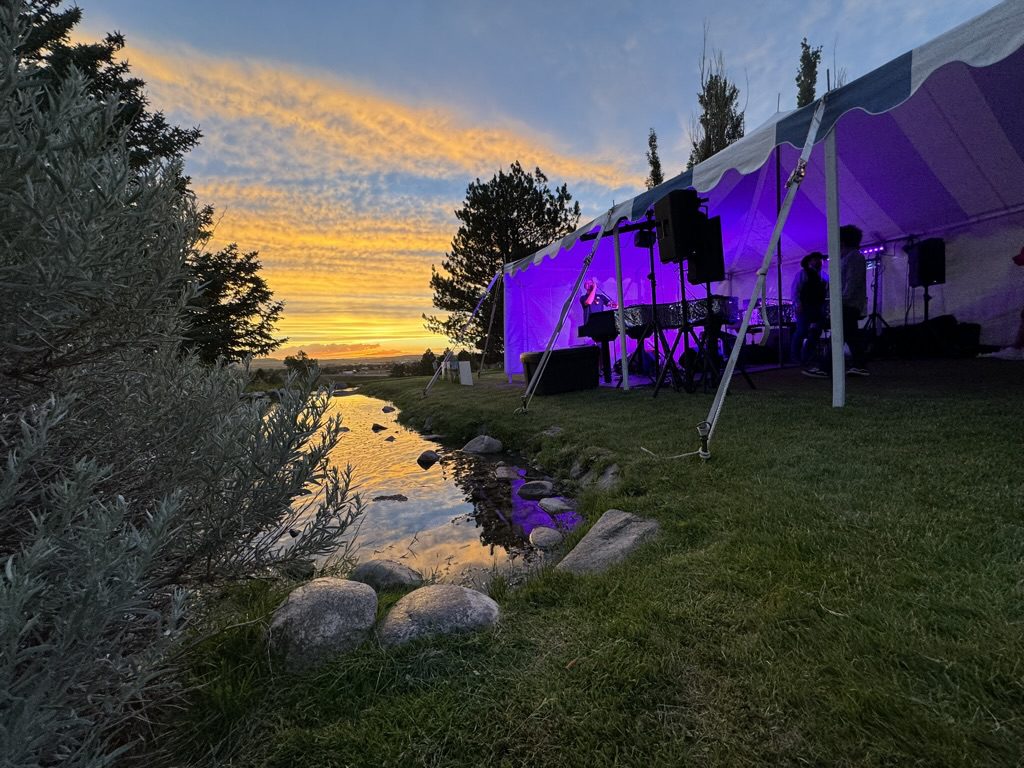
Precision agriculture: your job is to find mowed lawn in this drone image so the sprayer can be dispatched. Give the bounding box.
[184,359,1023,767]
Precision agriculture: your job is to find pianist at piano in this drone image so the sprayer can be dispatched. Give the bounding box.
[580,277,617,322]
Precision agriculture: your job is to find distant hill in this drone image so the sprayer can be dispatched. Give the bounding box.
[252,354,421,369]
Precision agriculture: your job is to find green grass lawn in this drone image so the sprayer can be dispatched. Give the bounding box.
[181,359,1023,767]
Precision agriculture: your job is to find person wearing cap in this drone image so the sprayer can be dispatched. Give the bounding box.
[791,251,827,373]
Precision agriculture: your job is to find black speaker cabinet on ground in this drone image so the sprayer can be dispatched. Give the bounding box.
[654,189,704,264]
[907,238,946,287]
[687,215,725,285]
[520,345,599,395]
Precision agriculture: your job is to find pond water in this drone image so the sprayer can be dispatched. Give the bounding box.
[323,391,581,584]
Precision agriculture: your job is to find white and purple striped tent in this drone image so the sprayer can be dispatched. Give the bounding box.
[504,0,1024,383]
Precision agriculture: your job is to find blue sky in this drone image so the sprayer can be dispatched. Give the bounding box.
[79,0,998,357]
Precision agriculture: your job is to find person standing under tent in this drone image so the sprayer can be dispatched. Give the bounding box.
[982,245,1024,360]
[804,226,870,378]
[791,251,828,375]
[839,225,871,376]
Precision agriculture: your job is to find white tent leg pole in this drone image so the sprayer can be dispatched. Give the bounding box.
[702,99,827,452]
[423,269,501,397]
[613,224,630,391]
[477,282,500,378]
[518,214,612,413]
[825,128,846,407]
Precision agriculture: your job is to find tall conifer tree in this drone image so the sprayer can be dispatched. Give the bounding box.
[687,27,745,169]
[646,128,665,189]
[425,162,580,358]
[796,37,823,108]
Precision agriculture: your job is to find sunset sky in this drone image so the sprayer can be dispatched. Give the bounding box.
[80,0,995,358]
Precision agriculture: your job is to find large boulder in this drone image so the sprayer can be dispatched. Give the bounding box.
[350,559,423,591]
[462,435,502,454]
[378,585,499,647]
[518,480,554,500]
[556,509,659,575]
[268,578,377,671]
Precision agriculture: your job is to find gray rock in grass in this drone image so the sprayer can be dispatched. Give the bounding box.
[582,463,620,492]
[462,435,502,454]
[518,480,554,500]
[268,578,377,671]
[350,559,423,592]
[529,526,564,550]
[556,509,659,576]
[378,585,499,647]
[371,423,388,432]
[417,449,440,469]
[381,405,396,413]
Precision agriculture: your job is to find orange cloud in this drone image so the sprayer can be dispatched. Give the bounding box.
[124,41,640,189]
[102,36,639,355]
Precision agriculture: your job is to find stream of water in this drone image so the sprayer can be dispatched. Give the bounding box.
[323,391,581,584]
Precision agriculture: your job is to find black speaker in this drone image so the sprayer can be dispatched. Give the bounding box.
[633,229,656,249]
[687,215,725,285]
[907,238,945,287]
[654,189,705,264]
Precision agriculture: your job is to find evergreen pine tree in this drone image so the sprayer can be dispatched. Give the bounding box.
[646,128,665,189]
[424,162,580,357]
[796,37,823,108]
[687,29,745,169]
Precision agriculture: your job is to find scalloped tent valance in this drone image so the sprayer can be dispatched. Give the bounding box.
[504,0,1024,377]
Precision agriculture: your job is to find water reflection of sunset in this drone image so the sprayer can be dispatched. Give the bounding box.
[324,393,579,583]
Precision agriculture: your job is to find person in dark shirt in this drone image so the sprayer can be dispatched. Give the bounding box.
[791,251,827,371]
[580,277,617,323]
[803,226,870,378]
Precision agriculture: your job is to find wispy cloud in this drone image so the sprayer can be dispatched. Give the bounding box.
[126,41,640,190]
[114,39,636,355]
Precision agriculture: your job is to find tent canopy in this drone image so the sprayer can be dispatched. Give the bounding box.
[505,0,1024,376]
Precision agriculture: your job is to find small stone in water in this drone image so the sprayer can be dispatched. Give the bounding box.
[518,480,554,500]
[417,450,440,469]
[539,497,574,514]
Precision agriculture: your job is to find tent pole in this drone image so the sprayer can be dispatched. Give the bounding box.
[775,147,784,366]
[825,127,846,407]
[477,271,502,378]
[518,213,612,413]
[702,99,827,451]
[423,269,501,397]
[613,223,630,391]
